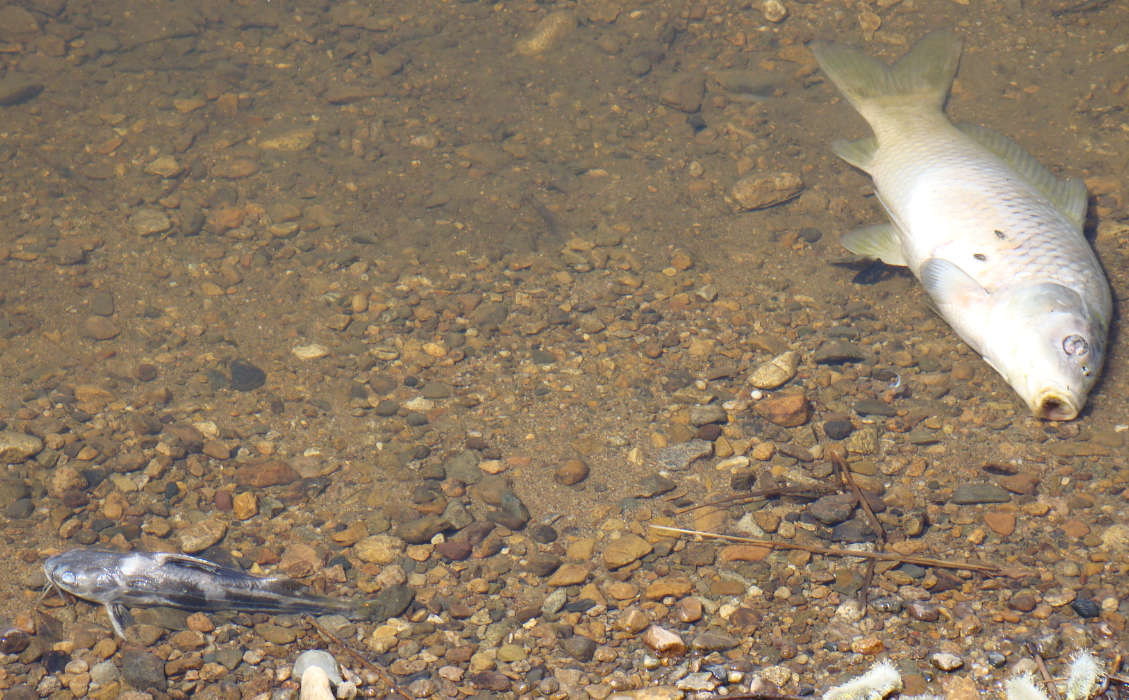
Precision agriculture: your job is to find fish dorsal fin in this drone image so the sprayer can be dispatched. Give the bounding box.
[840,224,907,266]
[831,136,878,172]
[919,258,989,307]
[156,552,229,576]
[957,123,1088,230]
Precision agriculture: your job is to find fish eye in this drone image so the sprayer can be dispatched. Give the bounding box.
[1063,334,1088,357]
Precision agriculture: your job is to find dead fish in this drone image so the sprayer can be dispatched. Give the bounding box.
[811,30,1112,420]
[43,549,353,638]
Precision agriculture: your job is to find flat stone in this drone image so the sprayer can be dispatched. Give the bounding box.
[81,316,120,340]
[690,631,739,651]
[689,404,727,426]
[292,343,329,360]
[813,340,868,365]
[354,535,405,564]
[177,519,227,553]
[640,625,685,655]
[718,544,772,562]
[644,576,693,600]
[998,472,1039,495]
[0,431,43,463]
[731,172,803,210]
[951,483,1010,505]
[754,393,810,427]
[130,208,172,237]
[653,440,712,471]
[603,533,653,569]
[749,350,799,389]
[658,72,704,113]
[809,493,858,525]
[546,563,590,587]
[555,458,589,485]
[234,460,300,487]
[983,510,1015,536]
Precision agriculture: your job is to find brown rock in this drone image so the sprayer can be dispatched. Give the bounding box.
[606,581,638,600]
[983,510,1016,536]
[234,459,300,487]
[202,440,230,460]
[754,392,810,427]
[1061,519,1090,538]
[555,458,589,485]
[213,159,259,179]
[81,316,120,340]
[675,597,703,623]
[618,607,650,633]
[640,625,686,655]
[643,576,693,600]
[603,533,653,569]
[1008,590,1038,612]
[850,636,885,654]
[232,492,258,520]
[731,172,803,210]
[718,543,773,562]
[546,563,590,587]
[999,472,1039,495]
[178,519,227,553]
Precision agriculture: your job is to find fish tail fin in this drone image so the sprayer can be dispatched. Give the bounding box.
[810,29,962,117]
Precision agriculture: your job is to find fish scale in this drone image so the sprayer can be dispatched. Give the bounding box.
[811,29,1111,420]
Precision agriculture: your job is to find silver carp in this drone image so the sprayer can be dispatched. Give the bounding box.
[811,30,1111,420]
[44,549,353,637]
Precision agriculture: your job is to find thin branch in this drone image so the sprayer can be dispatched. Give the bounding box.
[1028,642,1063,700]
[649,525,1011,575]
[307,616,409,700]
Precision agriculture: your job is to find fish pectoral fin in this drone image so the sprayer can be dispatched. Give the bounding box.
[957,123,1088,231]
[919,258,989,307]
[840,224,907,266]
[106,603,133,639]
[831,136,878,172]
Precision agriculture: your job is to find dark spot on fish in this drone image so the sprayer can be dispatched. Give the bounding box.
[973,253,987,261]
[994,229,1006,239]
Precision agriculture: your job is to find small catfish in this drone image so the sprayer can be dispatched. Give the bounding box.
[44,549,353,638]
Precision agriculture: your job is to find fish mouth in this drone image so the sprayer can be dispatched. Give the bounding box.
[1033,390,1079,421]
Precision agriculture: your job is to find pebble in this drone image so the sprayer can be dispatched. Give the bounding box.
[659,72,705,113]
[749,350,799,389]
[689,404,727,426]
[119,650,167,692]
[951,483,1011,504]
[81,316,120,340]
[130,208,172,237]
[292,343,329,360]
[930,652,964,671]
[228,359,266,391]
[234,459,300,487]
[0,431,43,462]
[555,458,589,485]
[754,392,810,427]
[813,340,868,364]
[561,635,597,662]
[177,519,227,553]
[603,533,653,569]
[653,440,713,471]
[515,11,575,55]
[641,625,686,655]
[823,419,854,440]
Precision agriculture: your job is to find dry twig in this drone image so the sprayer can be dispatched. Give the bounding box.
[649,525,1009,575]
[308,616,409,700]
